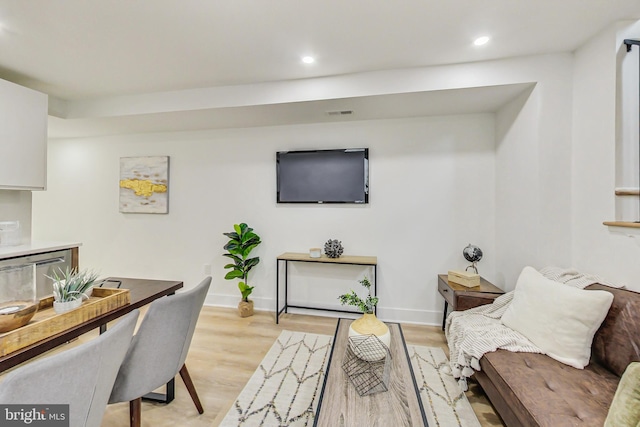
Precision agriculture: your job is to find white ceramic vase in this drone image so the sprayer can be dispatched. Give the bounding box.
[53,298,82,314]
[348,313,391,361]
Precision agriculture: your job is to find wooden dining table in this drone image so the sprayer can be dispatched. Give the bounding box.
[0,277,183,373]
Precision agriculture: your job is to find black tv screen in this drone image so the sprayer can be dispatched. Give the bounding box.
[277,148,369,204]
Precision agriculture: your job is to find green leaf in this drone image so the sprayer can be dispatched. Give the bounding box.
[244,257,260,269]
[223,241,240,250]
[359,277,372,290]
[241,231,259,243]
[222,253,242,264]
[244,238,261,249]
[227,250,242,257]
[242,243,259,258]
[224,270,244,280]
[238,281,254,301]
[222,232,240,240]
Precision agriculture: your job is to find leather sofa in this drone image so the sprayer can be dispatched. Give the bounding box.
[473,284,640,426]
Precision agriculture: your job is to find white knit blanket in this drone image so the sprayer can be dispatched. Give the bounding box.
[444,267,621,390]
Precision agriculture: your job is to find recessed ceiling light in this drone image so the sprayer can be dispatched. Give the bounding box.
[302,56,315,64]
[473,36,490,46]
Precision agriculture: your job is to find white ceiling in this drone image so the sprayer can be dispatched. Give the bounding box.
[0,1,638,137]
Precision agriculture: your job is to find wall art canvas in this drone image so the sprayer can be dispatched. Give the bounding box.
[119,156,169,214]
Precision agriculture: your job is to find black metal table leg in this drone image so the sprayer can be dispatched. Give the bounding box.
[442,301,448,331]
[142,379,175,404]
[276,258,280,324]
[374,264,377,315]
[284,260,288,314]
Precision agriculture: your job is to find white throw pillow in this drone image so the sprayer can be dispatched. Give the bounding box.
[501,266,613,369]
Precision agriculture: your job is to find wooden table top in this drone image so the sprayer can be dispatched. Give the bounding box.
[438,274,504,294]
[314,318,427,427]
[0,277,182,372]
[277,252,377,265]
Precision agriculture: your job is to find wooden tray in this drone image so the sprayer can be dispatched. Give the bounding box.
[0,287,130,357]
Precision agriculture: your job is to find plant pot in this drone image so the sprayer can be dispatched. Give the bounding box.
[53,298,82,314]
[349,313,391,349]
[238,300,254,318]
[83,286,93,298]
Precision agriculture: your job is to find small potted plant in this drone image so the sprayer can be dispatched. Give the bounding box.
[339,277,390,348]
[46,267,99,314]
[223,223,261,317]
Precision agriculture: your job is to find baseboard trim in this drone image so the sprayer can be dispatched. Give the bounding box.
[204,293,441,326]
[205,294,272,311]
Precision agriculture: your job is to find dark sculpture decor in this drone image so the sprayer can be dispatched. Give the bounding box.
[324,239,344,258]
[463,244,483,273]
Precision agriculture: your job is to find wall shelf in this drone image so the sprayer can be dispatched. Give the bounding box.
[603,221,640,228]
[615,188,640,196]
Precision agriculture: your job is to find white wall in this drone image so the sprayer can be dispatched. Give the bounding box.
[571,21,640,290]
[33,114,496,325]
[494,55,574,290]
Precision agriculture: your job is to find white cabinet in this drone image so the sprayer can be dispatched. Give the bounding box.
[0,78,47,190]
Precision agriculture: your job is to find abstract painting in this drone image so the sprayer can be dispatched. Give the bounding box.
[119,156,169,213]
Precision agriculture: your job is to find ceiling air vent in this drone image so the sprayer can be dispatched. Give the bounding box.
[326,110,354,116]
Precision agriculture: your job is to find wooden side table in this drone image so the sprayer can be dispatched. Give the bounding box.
[437,274,504,330]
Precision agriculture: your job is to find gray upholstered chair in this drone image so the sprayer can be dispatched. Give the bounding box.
[109,276,211,427]
[0,309,139,427]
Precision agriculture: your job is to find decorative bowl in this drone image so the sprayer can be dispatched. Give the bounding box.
[0,263,38,332]
[0,301,38,333]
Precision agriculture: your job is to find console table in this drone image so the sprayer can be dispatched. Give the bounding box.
[276,252,377,324]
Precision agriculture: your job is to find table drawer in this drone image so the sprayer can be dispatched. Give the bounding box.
[456,292,501,311]
[437,277,455,307]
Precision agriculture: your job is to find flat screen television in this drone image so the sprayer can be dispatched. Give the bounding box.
[276,148,369,204]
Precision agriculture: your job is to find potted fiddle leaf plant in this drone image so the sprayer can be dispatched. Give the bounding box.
[223,223,261,317]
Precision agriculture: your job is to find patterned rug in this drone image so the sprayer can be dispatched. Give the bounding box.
[411,346,481,427]
[219,330,480,427]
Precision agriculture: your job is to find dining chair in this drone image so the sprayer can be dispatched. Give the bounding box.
[108,276,211,427]
[0,309,139,427]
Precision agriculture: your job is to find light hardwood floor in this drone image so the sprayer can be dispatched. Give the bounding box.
[23,306,504,426]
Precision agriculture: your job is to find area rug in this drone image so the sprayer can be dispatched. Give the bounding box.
[219,330,480,427]
[410,346,481,427]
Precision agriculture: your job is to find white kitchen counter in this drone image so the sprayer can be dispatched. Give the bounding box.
[0,241,82,260]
